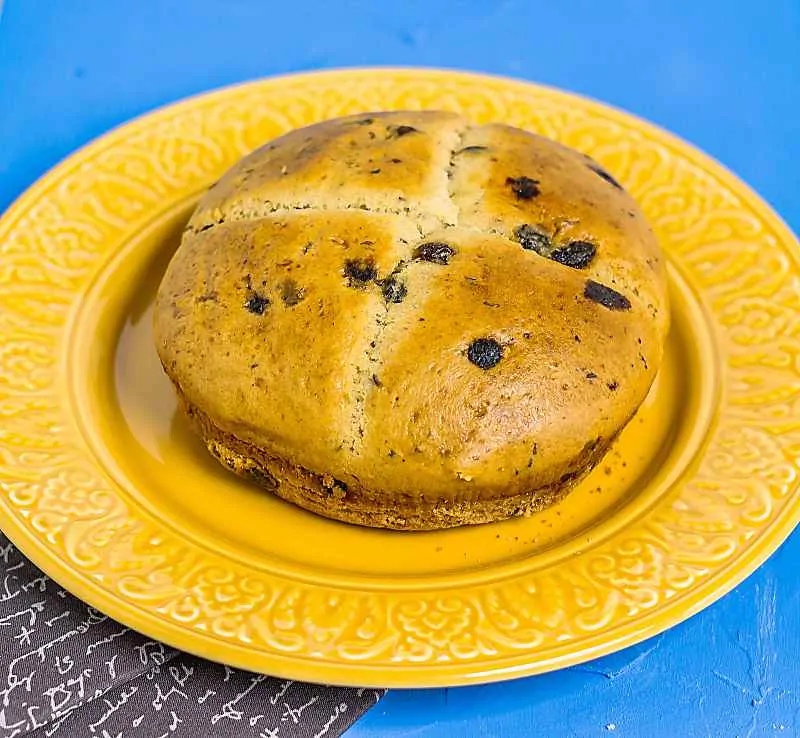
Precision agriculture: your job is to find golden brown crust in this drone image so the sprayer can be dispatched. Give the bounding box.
[189,111,464,233]
[181,396,617,530]
[154,110,669,528]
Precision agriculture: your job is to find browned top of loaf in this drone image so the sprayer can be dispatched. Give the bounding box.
[154,111,668,501]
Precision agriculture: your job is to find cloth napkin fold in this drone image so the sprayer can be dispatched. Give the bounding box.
[0,532,384,738]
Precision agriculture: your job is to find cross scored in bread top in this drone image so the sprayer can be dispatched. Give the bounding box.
[156,111,667,498]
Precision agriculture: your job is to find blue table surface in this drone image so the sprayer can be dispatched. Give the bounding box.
[2,1,799,736]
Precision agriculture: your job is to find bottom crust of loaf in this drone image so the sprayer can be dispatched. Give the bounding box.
[178,396,616,530]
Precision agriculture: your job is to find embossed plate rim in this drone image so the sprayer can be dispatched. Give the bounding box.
[0,68,798,687]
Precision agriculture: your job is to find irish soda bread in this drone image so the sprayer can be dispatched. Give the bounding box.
[154,111,669,530]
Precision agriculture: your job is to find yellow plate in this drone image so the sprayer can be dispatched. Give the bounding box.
[1,69,799,688]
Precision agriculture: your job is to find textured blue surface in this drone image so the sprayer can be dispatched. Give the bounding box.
[1,2,799,736]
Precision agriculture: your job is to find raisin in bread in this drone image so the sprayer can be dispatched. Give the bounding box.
[154,110,669,530]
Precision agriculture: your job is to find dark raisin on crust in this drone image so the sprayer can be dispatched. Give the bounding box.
[280,279,305,306]
[550,240,597,269]
[382,277,407,304]
[467,338,503,369]
[414,242,456,265]
[244,293,269,315]
[514,224,552,255]
[607,380,619,391]
[344,258,378,285]
[388,124,418,138]
[584,280,632,311]
[506,176,540,199]
[588,164,624,190]
[354,117,374,125]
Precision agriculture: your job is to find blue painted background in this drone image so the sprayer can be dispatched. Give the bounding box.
[1,1,798,735]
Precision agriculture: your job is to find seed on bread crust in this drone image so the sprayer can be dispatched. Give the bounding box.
[588,163,624,190]
[584,280,631,311]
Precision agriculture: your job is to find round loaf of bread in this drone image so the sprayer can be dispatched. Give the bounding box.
[154,110,669,530]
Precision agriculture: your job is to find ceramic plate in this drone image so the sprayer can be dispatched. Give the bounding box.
[1,69,798,688]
